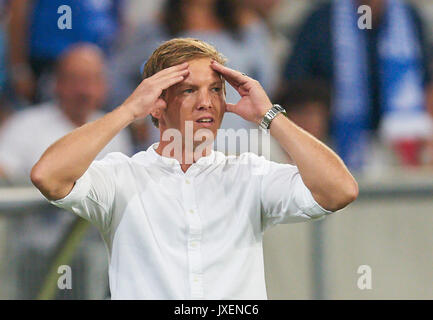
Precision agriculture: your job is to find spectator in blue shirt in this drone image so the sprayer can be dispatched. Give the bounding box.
[8,0,125,103]
[282,0,433,169]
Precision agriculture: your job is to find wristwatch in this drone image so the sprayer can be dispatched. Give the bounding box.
[259,104,287,132]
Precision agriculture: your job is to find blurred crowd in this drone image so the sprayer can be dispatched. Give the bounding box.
[1,0,433,299]
[1,0,433,183]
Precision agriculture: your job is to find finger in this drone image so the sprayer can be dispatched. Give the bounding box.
[139,69,188,89]
[156,69,189,84]
[140,69,188,93]
[211,61,248,87]
[152,62,189,80]
[158,72,187,90]
[225,103,237,113]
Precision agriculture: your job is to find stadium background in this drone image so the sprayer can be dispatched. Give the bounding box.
[1,0,433,299]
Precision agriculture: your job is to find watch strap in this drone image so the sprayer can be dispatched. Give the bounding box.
[259,104,287,131]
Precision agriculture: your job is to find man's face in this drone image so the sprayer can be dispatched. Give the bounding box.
[55,52,107,121]
[160,58,226,145]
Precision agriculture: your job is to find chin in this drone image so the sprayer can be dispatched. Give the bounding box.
[193,127,216,144]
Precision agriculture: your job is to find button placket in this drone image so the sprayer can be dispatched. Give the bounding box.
[182,177,204,298]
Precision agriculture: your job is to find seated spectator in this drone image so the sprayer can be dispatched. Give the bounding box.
[0,43,132,299]
[8,0,125,104]
[244,0,281,20]
[241,0,287,66]
[108,0,279,153]
[276,80,331,144]
[0,43,133,184]
[282,0,433,170]
[267,80,331,165]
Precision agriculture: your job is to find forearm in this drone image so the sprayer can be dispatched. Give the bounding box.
[269,114,358,211]
[209,61,358,210]
[31,106,134,200]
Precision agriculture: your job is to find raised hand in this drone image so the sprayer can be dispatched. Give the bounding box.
[210,61,272,124]
[121,62,190,120]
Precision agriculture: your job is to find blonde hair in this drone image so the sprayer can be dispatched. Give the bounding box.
[142,38,227,128]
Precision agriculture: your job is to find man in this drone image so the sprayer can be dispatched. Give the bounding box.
[0,44,133,183]
[107,0,279,155]
[0,44,132,299]
[31,38,358,299]
[283,0,433,169]
[8,0,124,103]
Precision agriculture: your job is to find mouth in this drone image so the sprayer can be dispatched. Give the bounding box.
[195,116,215,128]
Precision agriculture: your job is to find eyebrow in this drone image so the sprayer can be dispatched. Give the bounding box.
[178,80,223,87]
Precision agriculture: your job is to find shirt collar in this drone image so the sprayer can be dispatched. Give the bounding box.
[146,142,217,169]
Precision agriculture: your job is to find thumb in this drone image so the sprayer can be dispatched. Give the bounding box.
[225,103,237,113]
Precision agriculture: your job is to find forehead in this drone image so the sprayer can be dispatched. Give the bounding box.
[181,58,222,84]
[59,52,105,77]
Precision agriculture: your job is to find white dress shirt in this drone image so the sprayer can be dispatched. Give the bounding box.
[50,143,333,299]
[0,102,133,250]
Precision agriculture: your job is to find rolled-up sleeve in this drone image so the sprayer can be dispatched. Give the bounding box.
[49,154,120,232]
[253,154,334,230]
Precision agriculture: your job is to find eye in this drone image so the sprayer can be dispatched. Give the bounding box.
[183,88,193,94]
[212,87,221,93]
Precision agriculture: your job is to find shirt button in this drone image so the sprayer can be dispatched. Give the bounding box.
[189,209,194,214]
[190,242,197,248]
[186,179,190,184]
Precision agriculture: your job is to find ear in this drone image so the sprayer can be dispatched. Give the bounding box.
[151,107,165,126]
[151,107,162,119]
[154,89,168,113]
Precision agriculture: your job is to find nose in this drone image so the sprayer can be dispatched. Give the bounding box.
[196,88,212,110]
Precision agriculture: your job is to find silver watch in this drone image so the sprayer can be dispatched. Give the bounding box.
[259,104,287,132]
